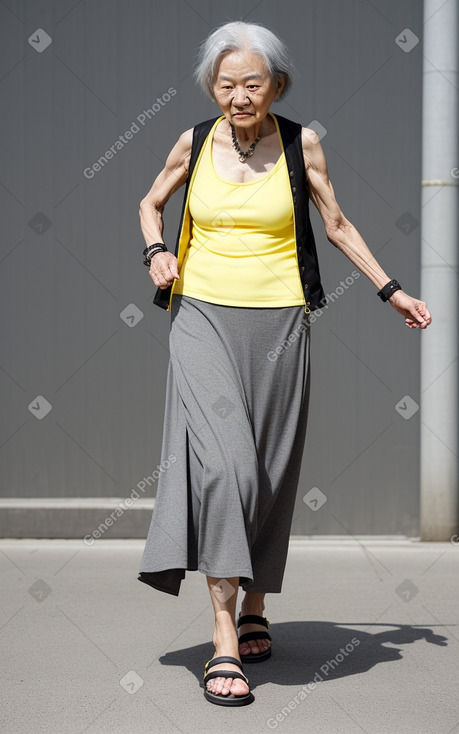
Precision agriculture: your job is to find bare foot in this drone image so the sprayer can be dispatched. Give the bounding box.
[239,596,271,657]
[205,623,250,697]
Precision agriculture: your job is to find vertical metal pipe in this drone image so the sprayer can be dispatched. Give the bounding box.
[420,0,458,539]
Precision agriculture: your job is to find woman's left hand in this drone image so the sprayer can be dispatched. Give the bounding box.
[388,290,432,329]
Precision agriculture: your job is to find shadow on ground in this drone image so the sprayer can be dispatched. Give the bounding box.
[157,621,450,691]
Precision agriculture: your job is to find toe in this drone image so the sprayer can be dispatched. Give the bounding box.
[206,669,249,697]
[221,679,231,695]
[210,676,224,695]
[238,617,271,657]
[229,676,249,696]
[240,636,271,656]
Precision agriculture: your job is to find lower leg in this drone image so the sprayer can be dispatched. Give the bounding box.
[240,591,266,616]
[205,576,249,697]
[239,591,272,657]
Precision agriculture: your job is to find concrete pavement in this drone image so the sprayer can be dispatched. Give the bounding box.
[1,538,458,733]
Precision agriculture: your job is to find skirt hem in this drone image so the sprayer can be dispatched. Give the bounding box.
[137,568,284,595]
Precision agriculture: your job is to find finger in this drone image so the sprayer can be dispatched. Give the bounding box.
[415,301,433,323]
[409,303,432,328]
[150,272,171,288]
[149,264,168,282]
[417,315,431,328]
[162,263,180,282]
[422,306,432,323]
[412,307,426,324]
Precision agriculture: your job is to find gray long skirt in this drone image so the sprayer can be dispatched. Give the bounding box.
[138,294,311,596]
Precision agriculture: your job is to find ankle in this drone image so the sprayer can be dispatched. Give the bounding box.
[212,635,240,659]
[212,617,238,646]
[240,600,266,618]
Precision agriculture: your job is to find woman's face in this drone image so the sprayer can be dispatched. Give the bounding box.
[212,49,285,130]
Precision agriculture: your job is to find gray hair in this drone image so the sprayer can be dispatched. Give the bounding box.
[194,21,294,102]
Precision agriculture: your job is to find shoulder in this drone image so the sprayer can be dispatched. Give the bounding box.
[168,127,193,173]
[272,114,324,173]
[176,117,222,172]
[272,113,320,153]
[179,126,194,142]
[176,126,194,150]
[301,126,321,149]
[300,126,326,175]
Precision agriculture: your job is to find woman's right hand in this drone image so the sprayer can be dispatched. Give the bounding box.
[148,251,180,289]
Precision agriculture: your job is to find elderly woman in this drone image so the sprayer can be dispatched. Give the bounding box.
[137,20,431,706]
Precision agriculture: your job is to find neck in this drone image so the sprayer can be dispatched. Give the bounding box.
[228,113,273,143]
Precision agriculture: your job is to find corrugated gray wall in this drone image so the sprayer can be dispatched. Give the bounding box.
[0,0,423,535]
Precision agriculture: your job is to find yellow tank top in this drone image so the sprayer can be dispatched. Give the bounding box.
[172,114,305,307]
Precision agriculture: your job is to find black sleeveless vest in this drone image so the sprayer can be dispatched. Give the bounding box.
[152,113,326,312]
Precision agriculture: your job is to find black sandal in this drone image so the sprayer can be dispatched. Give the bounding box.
[203,655,254,706]
[237,614,272,663]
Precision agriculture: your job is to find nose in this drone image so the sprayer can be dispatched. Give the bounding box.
[232,86,249,106]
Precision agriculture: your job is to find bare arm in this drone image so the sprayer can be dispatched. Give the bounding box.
[139,128,193,289]
[301,128,432,329]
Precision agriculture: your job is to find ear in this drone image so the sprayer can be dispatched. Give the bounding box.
[275,75,286,98]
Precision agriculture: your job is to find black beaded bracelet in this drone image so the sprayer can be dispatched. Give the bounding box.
[143,243,167,266]
[377,279,402,302]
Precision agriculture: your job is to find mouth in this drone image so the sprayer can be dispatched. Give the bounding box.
[232,112,253,117]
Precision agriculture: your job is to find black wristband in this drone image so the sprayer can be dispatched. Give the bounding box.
[377,279,402,302]
[143,243,167,266]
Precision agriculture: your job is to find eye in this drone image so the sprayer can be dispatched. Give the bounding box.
[247,85,260,90]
